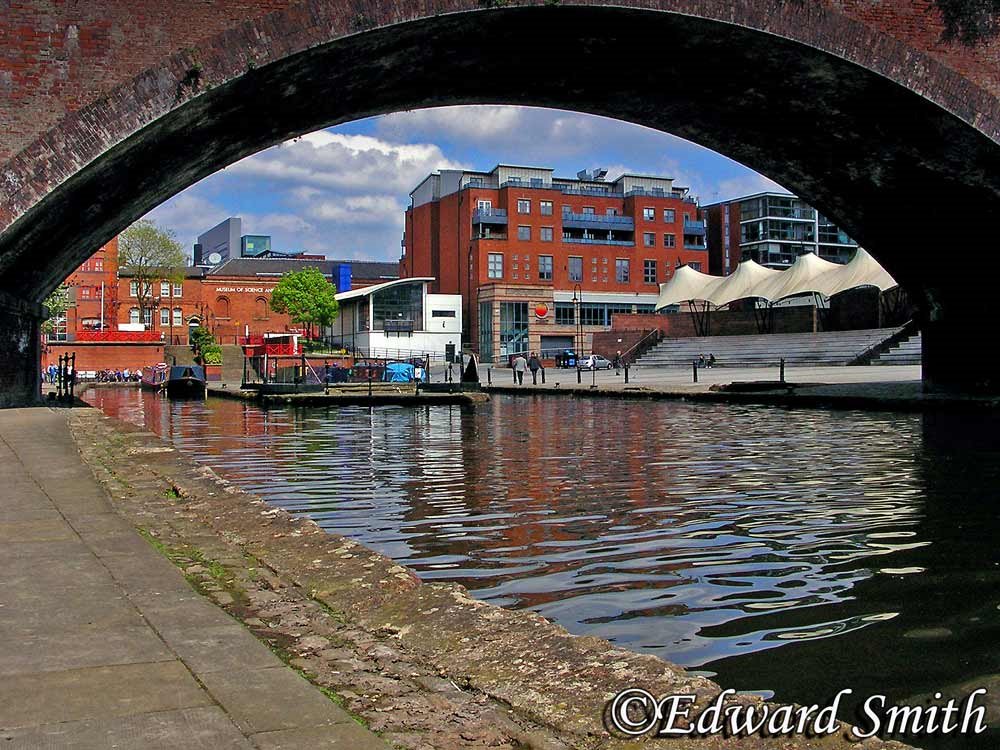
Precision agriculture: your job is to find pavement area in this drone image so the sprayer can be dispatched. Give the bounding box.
[0,406,388,749]
[473,363,923,393]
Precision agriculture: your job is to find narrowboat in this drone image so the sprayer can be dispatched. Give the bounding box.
[140,363,169,390]
[165,365,206,397]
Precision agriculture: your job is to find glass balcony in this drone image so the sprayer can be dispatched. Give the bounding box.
[563,237,635,247]
[683,220,706,236]
[561,212,635,230]
[473,208,508,224]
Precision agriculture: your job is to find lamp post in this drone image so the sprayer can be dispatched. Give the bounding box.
[572,283,582,363]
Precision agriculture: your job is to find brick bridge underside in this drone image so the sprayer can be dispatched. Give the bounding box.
[2,0,1000,406]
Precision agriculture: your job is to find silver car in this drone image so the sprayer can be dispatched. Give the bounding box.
[583,355,613,370]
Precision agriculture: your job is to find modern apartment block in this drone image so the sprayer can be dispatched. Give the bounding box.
[399,164,707,361]
[703,192,859,275]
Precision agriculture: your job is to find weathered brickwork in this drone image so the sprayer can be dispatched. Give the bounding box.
[2,0,999,241]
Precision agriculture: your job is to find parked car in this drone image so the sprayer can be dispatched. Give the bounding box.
[582,354,613,370]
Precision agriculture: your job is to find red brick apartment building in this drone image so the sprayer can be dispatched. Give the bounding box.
[399,165,708,361]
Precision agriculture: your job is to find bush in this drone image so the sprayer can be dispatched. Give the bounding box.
[201,344,223,365]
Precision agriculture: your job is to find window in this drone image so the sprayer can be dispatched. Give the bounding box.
[477,199,492,212]
[689,261,702,272]
[254,297,268,320]
[500,302,529,356]
[580,303,606,327]
[94,259,104,272]
[644,259,657,284]
[517,225,531,241]
[582,206,595,215]
[540,227,553,242]
[540,201,553,216]
[172,283,182,297]
[517,199,531,214]
[79,286,92,300]
[479,302,494,362]
[373,282,423,332]
[538,255,553,280]
[555,303,575,325]
[173,307,183,326]
[663,209,675,223]
[142,308,152,328]
[643,207,655,221]
[160,281,170,297]
[129,281,138,297]
[160,308,170,325]
[663,233,676,248]
[431,309,457,318]
[606,208,618,216]
[129,308,140,325]
[488,253,504,279]
[616,258,630,283]
[568,256,583,282]
[644,232,655,247]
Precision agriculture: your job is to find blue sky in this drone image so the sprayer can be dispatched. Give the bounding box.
[144,106,784,263]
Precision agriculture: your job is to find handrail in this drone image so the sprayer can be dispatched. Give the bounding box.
[620,328,663,364]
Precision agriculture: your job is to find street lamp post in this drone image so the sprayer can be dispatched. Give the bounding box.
[572,283,582,381]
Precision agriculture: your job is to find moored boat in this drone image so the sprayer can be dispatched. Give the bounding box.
[165,365,206,397]
[140,363,169,390]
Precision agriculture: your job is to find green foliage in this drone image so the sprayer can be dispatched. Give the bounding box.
[269,268,339,331]
[119,220,188,323]
[189,326,215,352]
[201,345,223,365]
[41,285,70,334]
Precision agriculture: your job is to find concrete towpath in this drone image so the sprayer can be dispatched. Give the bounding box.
[0,406,388,749]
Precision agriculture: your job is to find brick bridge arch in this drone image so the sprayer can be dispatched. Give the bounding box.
[2,0,1000,405]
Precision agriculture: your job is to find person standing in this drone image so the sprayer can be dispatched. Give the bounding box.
[512,353,528,385]
[613,350,623,375]
[528,352,542,385]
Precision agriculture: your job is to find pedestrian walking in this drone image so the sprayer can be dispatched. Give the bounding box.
[528,352,542,385]
[613,350,623,375]
[512,353,528,385]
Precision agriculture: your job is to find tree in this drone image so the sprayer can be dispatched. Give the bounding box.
[269,268,339,339]
[41,285,70,336]
[118,220,187,329]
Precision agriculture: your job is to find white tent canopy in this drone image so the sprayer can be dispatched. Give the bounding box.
[655,249,898,310]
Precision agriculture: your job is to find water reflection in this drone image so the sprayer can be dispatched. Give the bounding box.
[87,389,1000,745]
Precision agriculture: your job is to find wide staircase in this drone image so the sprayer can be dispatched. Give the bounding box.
[871,333,922,365]
[220,345,246,383]
[635,328,901,368]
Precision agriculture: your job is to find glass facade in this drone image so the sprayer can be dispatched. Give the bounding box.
[555,302,575,325]
[579,303,633,327]
[372,281,423,332]
[499,302,529,356]
[478,302,493,362]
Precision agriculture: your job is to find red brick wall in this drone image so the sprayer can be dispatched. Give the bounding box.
[43,342,164,372]
[613,307,819,337]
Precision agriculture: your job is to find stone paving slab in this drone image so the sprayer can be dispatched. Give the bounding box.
[0,661,211,729]
[0,407,390,749]
[198,666,356,734]
[0,706,254,749]
[250,723,392,749]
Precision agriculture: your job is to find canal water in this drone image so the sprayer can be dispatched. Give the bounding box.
[87,388,1000,746]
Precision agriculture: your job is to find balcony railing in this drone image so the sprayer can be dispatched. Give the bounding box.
[563,237,635,247]
[561,211,635,230]
[76,330,162,342]
[474,233,508,241]
[683,241,708,251]
[472,208,508,224]
[683,220,706,236]
[625,188,697,203]
[500,180,553,190]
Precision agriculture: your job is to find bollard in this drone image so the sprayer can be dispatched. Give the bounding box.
[591,366,597,388]
[368,372,372,398]
[780,357,785,384]
[625,363,629,384]
[693,361,698,383]
[512,366,516,384]
[488,367,492,386]
[577,366,582,384]
[541,368,546,385]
